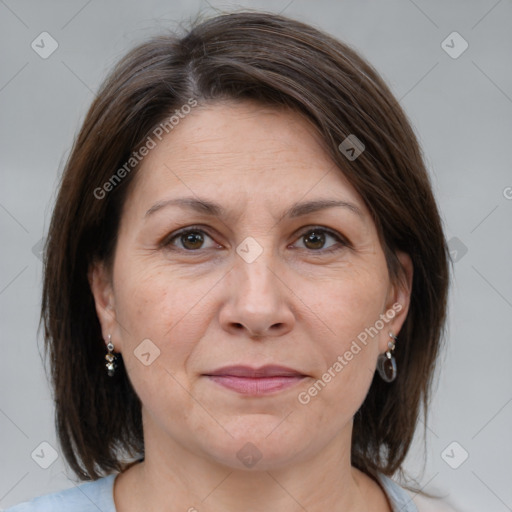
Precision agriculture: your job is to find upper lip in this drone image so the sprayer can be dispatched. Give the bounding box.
[204,365,306,378]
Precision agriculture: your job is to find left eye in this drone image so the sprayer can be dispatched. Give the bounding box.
[293,228,347,253]
[162,226,348,253]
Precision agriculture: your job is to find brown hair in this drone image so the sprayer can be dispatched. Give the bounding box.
[41,10,450,482]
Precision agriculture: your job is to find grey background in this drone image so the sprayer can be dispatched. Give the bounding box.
[1,0,511,510]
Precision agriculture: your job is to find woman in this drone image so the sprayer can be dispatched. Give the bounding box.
[6,10,453,512]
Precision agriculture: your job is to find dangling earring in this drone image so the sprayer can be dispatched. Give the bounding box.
[105,334,119,377]
[377,332,398,382]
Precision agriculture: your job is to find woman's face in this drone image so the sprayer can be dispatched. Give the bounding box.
[91,100,412,470]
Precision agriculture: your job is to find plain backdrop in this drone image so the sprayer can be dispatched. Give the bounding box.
[1,1,511,511]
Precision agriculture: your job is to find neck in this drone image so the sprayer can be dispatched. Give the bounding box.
[114,414,390,512]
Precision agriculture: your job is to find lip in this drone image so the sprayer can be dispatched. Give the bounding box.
[204,365,306,378]
[203,365,308,396]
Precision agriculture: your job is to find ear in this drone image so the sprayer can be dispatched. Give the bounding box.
[379,250,413,352]
[88,259,121,350]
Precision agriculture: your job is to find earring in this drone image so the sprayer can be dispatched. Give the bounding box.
[105,334,119,377]
[377,332,398,382]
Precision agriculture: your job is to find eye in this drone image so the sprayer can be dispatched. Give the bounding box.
[292,227,349,253]
[161,226,219,251]
[161,225,350,254]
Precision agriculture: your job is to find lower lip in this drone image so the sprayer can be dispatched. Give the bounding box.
[206,375,306,395]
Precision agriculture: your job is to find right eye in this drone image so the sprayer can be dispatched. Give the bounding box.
[161,226,221,252]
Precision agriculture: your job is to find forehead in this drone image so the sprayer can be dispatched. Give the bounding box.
[125,100,367,220]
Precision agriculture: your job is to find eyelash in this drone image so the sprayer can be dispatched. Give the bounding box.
[160,225,350,254]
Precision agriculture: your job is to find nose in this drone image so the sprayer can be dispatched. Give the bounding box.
[219,252,295,340]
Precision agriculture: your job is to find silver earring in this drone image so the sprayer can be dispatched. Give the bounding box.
[105,334,119,377]
[377,332,398,382]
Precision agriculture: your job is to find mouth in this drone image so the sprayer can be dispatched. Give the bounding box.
[203,365,308,396]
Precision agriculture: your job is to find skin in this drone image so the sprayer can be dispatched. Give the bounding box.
[89,100,413,512]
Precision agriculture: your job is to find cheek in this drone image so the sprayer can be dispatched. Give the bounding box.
[114,254,202,330]
[314,262,389,340]
[111,265,205,418]
[112,258,219,377]
[303,265,388,405]
[116,270,171,330]
[298,295,382,426]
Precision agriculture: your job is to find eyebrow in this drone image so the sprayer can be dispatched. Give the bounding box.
[144,196,364,220]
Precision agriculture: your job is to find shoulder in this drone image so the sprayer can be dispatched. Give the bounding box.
[376,473,419,511]
[413,493,460,512]
[376,473,459,512]
[3,474,118,512]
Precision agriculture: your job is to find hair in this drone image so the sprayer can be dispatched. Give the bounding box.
[41,9,450,482]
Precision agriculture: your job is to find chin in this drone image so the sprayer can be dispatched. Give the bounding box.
[197,415,310,471]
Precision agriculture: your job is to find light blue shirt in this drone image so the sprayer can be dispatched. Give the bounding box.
[4,472,418,511]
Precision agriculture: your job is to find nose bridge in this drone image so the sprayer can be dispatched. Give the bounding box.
[221,235,294,337]
[234,238,279,304]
